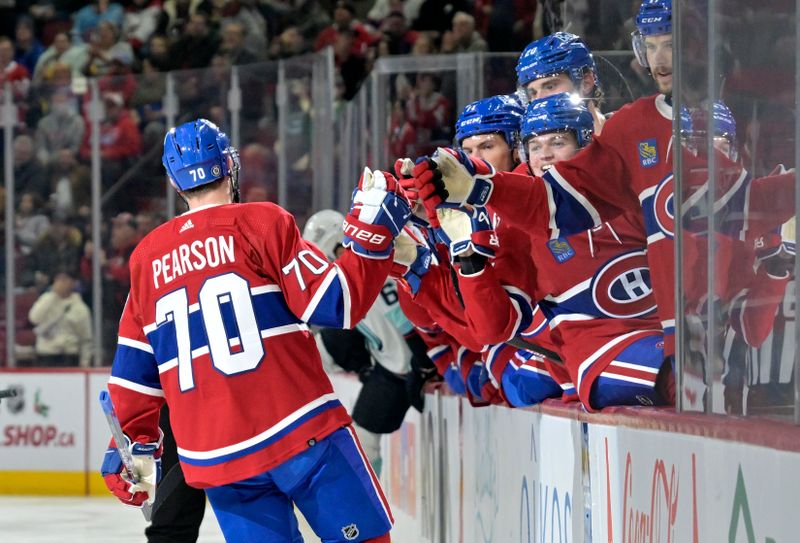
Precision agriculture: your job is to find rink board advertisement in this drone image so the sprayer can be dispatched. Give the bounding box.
[589,423,800,542]
[461,406,583,543]
[0,371,88,494]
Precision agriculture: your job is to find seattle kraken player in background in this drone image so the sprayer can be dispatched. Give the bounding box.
[303,209,437,476]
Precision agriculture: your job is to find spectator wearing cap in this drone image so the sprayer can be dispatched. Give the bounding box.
[33,32,88,85]
[314,1,378,58]
[441,11,488,53]
[29,269,93,367]
[82,21,135,77]
[36,90,85,165]
[72,0,125,43]
[14,17,45,75]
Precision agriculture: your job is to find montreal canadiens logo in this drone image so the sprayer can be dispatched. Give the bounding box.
[591,250,656,318]
[653,174,674,238]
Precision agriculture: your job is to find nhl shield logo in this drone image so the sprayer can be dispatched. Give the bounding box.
[3,384,24,414]
[638,139,659,168]
[341,524,360,540]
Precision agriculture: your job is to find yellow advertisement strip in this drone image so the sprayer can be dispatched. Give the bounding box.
[0,471,86,495]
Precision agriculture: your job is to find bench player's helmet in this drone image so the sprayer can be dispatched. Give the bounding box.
[681,101,738,160]
[516,32,601,99]
[303,209,345,260]
[455,94,525,150]
[521,93,594,150]
[162,119,241,202]
[712,101,736,146]
[632,0,672,67]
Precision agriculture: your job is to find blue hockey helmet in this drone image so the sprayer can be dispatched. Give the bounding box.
[681,101,737,159]
[521,93,594,150]
[455,94,525,149]
[162,119,241,200]
[679,106,693,135]
[712,100,736,143]
[632,0,672,67]
[516,32,601,97]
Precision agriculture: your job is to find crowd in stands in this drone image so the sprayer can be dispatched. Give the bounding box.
[0,1,636,369]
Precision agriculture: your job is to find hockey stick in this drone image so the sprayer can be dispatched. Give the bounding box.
[0,388,18,400]
[505,337,564,365]
[149,463,186,519]
[99,391,153,522]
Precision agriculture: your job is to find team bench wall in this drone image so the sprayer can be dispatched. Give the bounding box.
[0,369,797,542]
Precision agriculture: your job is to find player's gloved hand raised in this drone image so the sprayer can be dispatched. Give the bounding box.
[436,207,499,261]
[391,227,436,295]
[101,432,163,507]
[411,147,495,209]
[395,156,442,229]
[344,168,412,259]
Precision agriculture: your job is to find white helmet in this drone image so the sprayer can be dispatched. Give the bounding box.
[302,209,345,260]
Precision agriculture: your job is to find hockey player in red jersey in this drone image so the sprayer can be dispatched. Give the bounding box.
[446,93,670,411]
[391,94,559,406]
[409,0,796,369]
[100,119,410,542]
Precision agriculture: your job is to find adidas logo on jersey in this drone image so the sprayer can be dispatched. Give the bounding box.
[179,219,194,233]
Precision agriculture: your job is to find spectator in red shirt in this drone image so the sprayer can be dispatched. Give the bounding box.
[405,72,452,153]
[80,92,142,211]
[80,92,142,163]
[0,37,31,102]
[388,100,416,159]
[314,1,377,57]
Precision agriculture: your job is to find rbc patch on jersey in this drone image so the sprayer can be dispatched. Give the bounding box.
[638,139,659,168]
[547,237,576,263]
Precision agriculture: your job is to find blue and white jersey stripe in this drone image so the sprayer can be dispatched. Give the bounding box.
[177,393,342,466]
[143,283,309,372]
[110,337,162,396]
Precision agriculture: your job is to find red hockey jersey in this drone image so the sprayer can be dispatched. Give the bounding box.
[488,94,796,357]
[108,202,392,488]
